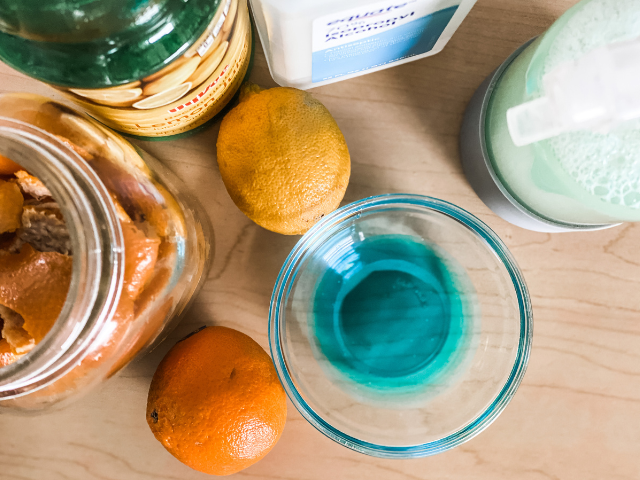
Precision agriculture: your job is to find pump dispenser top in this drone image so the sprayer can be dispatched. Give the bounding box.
[507,37,640,147]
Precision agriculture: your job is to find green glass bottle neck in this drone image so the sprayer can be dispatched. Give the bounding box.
[0,0,222,88]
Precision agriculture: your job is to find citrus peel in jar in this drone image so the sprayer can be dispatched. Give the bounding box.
[216,82,351,235]
[0,243,72,344]
[0,95,209,413]
[0,159,73,357]
[122,222,161,301]
[0,304,35,354]
[0,154,20,175]
[0,180,23,234]
[14,170,51,200]
[0,131,175,371]
[0,339,18,367]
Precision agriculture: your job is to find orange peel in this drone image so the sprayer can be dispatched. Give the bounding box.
[108,296,173,377]
[0,305,34,354]
[0,154,21,175]
[0,243,72,343]
[54,135,94,162]
[14,170,51,200]
[0,339,18,367]
[122,221,161,301]
[0,179,23,234]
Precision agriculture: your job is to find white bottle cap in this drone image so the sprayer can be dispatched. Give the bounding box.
[507,37,640,147]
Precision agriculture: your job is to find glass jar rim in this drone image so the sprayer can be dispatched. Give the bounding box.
[0,118,123,398]
[269,193,533,458]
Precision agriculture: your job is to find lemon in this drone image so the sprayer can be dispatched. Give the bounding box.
[216,83,350,235]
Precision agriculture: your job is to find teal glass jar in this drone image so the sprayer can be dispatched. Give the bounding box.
[0,0,253,138]
[0,0,220,88]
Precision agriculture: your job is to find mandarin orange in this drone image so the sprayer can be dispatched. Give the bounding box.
[146,326,287,476]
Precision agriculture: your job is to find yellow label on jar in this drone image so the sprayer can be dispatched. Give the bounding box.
[57,0,251,138]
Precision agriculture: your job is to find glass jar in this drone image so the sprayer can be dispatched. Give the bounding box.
[483,0,640,227]
[0,93,212,410]
[0,0,253,139]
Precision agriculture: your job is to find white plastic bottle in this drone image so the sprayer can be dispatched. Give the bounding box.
[250,0,477,89]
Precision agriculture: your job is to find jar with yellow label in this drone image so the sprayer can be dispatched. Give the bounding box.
[0,0,252,139]
[0,93,211,410]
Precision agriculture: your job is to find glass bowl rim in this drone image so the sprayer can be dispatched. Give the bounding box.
[269,193,533,458]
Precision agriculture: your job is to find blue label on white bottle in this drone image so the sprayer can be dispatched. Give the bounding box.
[312,0,459,83]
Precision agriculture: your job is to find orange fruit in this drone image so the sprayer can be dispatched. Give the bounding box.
[0,179,23,234]
[0,243,72,343]
[0,154,21,175]
[147,326,287,476]
[216,83,350,235]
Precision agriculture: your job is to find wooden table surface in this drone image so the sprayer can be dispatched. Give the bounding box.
[1,1,640,479]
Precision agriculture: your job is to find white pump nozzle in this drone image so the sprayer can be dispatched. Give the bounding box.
[507,37,640,147]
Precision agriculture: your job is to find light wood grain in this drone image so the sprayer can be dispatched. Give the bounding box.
[1,0,639,479]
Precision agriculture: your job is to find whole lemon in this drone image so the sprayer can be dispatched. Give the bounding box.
[146,326,287,476]
[216,83,350,235]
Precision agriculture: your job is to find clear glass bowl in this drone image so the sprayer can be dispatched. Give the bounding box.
[269,194,532,458]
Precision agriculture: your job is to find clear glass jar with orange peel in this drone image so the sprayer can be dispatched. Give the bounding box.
[0,93,211,410]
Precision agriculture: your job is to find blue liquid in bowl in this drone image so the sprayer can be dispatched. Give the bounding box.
[312,234,475,395]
